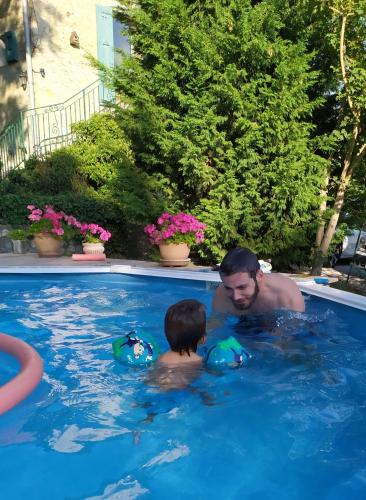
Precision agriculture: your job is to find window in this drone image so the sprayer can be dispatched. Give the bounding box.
[96,5,131,102]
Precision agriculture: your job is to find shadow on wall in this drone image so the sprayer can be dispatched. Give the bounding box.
[0,0,62,132]
[0,0,25,130]
[29,1,65,57]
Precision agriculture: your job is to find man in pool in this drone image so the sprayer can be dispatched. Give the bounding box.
[212,247,305,316]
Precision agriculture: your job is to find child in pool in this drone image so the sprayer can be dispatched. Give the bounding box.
[159,299,206,365]
[146,299,207,391]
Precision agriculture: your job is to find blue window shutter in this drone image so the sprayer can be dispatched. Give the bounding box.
[96,5,115,102]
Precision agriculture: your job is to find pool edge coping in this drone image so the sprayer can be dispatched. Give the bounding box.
[0,264,365,311]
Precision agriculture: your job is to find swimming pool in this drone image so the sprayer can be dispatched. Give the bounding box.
[1,273,366,499]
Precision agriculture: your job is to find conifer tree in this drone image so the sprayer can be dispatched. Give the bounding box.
[108,0,326,263]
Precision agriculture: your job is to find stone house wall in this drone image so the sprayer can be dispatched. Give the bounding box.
[0,0,117,132]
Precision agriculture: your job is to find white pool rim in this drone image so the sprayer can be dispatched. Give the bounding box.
[0,264,365,312]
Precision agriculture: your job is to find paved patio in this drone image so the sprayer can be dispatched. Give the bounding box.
[0,252,340,281]
[0,253,169,269]
[0,252,213,274]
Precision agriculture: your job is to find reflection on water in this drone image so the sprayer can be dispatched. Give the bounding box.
[0,275,366,499]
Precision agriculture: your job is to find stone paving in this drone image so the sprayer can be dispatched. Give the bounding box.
[0,253,211,271]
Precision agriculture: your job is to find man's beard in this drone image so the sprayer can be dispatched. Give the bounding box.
[232,278,259,311]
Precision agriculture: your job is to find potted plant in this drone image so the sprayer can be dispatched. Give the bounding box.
[79,223,112,254]
[10,205,78,257]
[144,212,206,266]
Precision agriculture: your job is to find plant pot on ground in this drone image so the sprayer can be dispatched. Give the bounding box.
[158,242,190,261]
[9,205,77,258]
[32,233,63,257]
[80,224,111,254]
[144,212,206,267]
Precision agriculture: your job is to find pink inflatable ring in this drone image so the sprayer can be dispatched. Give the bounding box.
[0,333,43,415]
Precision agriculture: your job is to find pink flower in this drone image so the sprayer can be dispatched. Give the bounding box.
[79,222,112,243]
[28,209,42,218]
[23,204,111,246]
[99,230,111,242]
[29,214,41,221]
[157,213,171,225]
[162,229,174,239]
[196,232,204,243]
[144,224,157,235]
[144,212,206,246]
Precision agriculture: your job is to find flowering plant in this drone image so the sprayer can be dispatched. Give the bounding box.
[144,212,206,246]
[10,205,112,245]
[10,205,78,240]
[79,223,112,244]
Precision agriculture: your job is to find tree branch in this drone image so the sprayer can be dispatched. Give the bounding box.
[339,13,359,120]
[329,6,341,15]
[356,142,366,162]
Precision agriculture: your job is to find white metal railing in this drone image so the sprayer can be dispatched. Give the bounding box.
[0,80,113,177]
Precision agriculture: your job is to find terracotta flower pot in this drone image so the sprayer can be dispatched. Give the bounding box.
[33,234,63,257]
[82,242,105,255]
[159,243,190,266]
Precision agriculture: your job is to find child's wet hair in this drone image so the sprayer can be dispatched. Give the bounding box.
[164,299,206,356]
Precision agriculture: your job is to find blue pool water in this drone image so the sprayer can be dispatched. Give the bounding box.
[0,273,366,499]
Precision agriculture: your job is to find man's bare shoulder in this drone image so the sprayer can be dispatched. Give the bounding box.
[265,273,304,312]
[265,272,299,288]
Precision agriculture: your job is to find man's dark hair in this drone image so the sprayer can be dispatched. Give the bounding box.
[219,247,260,279]
[164,299,206,356]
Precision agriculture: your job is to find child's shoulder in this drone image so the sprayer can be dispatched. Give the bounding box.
[158,351,202,365]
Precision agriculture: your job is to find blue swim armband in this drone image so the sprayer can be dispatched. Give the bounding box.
[204,336,250,368]
[112,331,160,366]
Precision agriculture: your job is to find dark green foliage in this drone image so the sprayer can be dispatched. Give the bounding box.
[5,151,80,195]
[105,0,327,263]
[343,164,366,229]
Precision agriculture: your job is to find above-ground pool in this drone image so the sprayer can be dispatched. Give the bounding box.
[1,273,366,499]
